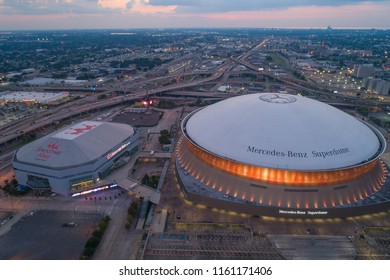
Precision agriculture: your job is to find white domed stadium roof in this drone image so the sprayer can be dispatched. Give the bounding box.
[15,121,135,168]
[184,93,385,171]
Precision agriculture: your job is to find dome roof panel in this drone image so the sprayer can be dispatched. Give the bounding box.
[184,93,384,170]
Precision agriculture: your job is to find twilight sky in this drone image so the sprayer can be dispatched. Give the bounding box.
[0,0,389,30]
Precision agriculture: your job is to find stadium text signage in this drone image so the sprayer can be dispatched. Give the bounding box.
[106,141,131,160]
[247,146,350,159]
[36,142,62,160]
[278,209,328,216]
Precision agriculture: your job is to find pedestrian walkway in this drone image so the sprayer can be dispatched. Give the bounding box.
[139,151,172,159]
[97,150,162,204]
[150,209,167,233]
[117,177,160,204]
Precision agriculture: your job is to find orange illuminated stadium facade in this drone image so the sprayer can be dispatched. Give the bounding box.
[175,93,390,218]
[184,137,381,186]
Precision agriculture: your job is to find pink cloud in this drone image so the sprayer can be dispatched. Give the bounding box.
[130,0,176,14]
[96,0,176,14]
[0,0,388,29]
[200,2,390,28]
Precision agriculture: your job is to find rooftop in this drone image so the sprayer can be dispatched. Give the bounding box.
[14,121,135,169]
[184,93,385,171]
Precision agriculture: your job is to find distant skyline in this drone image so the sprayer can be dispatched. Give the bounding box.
[0,0,389,30]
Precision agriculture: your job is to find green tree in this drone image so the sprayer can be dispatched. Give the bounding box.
[141,174,159,189]
[130,201,139,210]
[82,247,95,257]
[141,174,151,186]
[195,97,202,106]
[92,229,103,239]
[158,129,171,145]
[11,178,18,187]
[150,176,160,189]
[128,207,136,216]
[86,236,100,248]
[103,215,111,223]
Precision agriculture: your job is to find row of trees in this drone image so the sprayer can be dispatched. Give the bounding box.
[21,132,37,144]
[158,129,171,145]
[125,201,139,230]
[292,70,307,81]
[2,178,28,196]
[141,173,160,189]
[357,107,370,117]
[80,215,111,259]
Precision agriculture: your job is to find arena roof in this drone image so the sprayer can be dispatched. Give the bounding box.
[184,93,385,171]
[14,121,135,168]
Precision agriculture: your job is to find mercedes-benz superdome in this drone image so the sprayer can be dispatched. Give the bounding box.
[12,121,139,196]
[175,93,390,218]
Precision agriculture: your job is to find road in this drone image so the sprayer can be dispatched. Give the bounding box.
[0,70,224,147]
[91,194,143,260]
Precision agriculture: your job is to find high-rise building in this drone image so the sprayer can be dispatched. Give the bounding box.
[364,77,390,95]
[353,64,376,78]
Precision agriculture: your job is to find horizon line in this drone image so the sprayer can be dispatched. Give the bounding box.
[1,26,390,32]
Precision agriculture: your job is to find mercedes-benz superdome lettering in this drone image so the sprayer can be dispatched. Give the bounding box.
[312,148,350,158]
[247,146,351,159]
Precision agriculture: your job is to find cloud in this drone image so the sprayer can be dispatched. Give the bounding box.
[145,0,389,13]
[0,0,120,15]
[98,0,127,9]
[130,0,176,14]
[126,0,136,9]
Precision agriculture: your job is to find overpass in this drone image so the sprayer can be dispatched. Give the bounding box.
[138,151,172,159]
[231,56,384,108]
[0,72,224,146]
[157,91,232,99]
[116,177,160,204]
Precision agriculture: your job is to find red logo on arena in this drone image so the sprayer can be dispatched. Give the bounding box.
[47,143,59,149]
[65,124,96,135]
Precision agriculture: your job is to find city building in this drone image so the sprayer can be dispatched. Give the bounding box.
[383,59,390,71]
[13,121,138,196]
[377,80,390,95]
[176,93,389,218]
[19,77,87,86]
[364,78,390,95]
[0,91,70,105]
[353,64,376,78]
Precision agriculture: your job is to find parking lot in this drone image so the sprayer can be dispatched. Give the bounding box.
[112,110,162,127]
[143,228,282,260]
[0,210,102,260]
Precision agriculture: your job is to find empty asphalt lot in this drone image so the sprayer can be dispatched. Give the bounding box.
[0,210,102,260]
